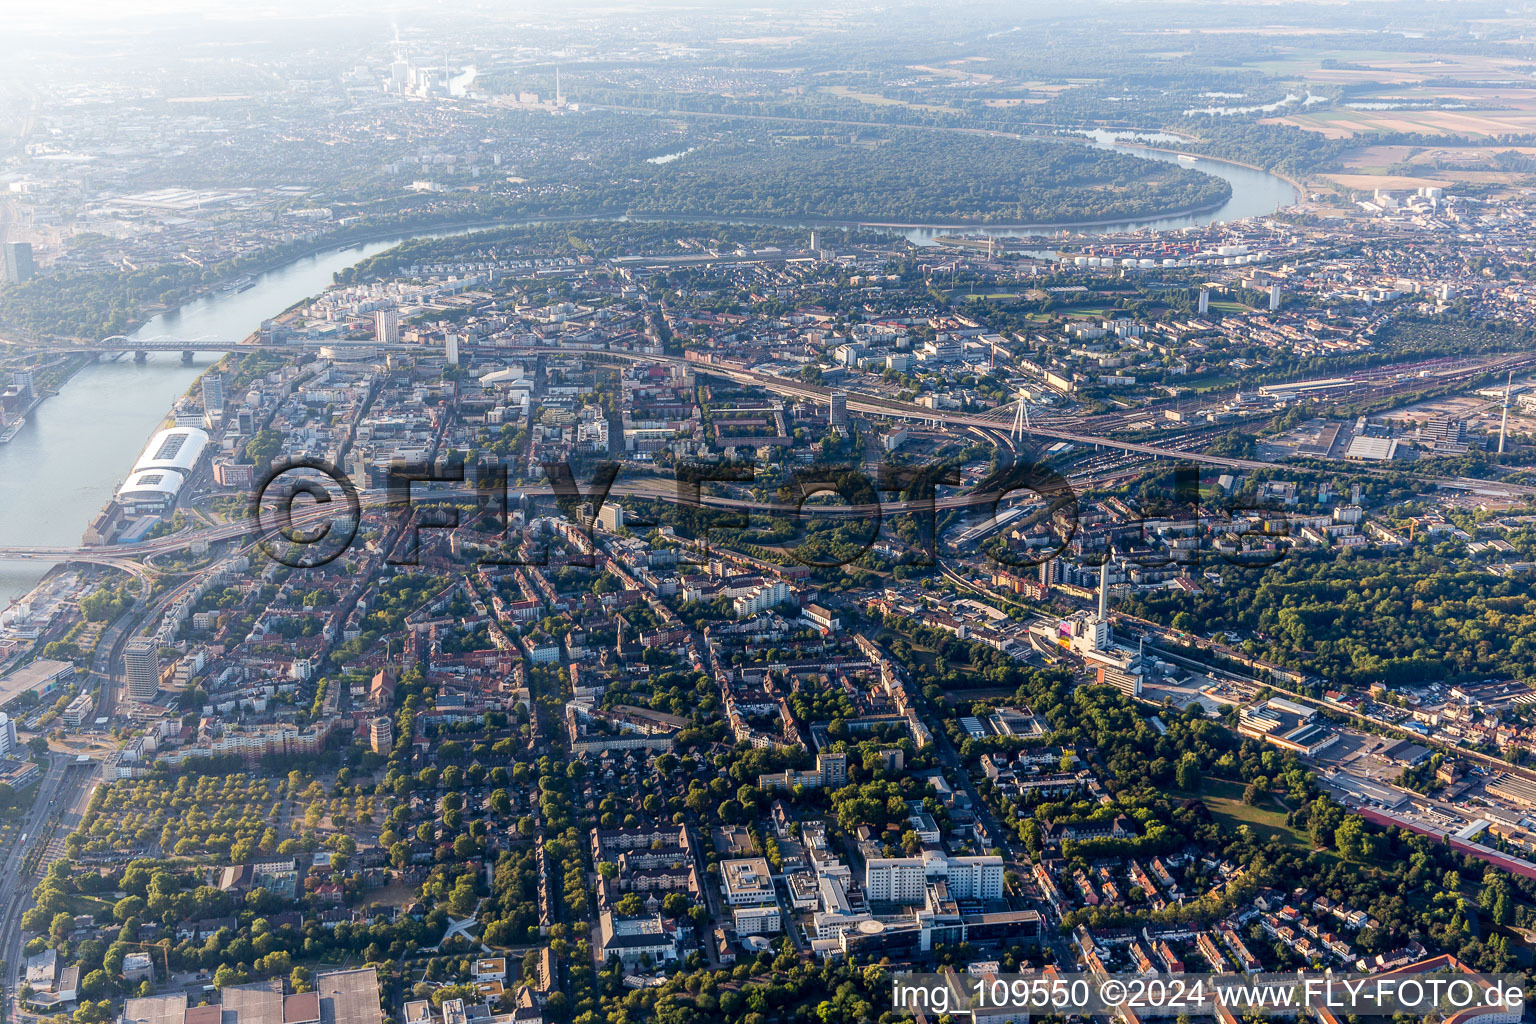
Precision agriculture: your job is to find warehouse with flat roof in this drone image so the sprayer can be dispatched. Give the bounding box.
[0,659,75,709]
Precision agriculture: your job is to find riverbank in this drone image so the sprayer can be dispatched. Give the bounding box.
[1112,142,1307,201]
[6,135,1295,352]
[835,194,1234,232]
[0,351,222,604]
[5,209,636,348]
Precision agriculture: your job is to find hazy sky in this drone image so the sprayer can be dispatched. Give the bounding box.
[4,0,546,33]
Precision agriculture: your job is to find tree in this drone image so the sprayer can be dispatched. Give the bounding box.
[1334,815,1368,861]
[1175,757,1200,791]
[80,970,112,1001]
[213,965,245,989]
[615,893,644,917]
[113,895,146,923]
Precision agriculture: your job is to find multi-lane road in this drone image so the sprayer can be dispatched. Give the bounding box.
[0,597,141,1015]
[0,755,96,1017]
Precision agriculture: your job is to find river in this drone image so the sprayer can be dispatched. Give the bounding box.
[0,147,1297,604]
[0,236,411,604]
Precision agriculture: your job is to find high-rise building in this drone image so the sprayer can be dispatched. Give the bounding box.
[445,334,460,366]
[350,450,373,491]
[124,639,160,701]
[809,230,820,254]
[0,711,16,758]
[1269,284,1281,311]
[816,751,847,787]
[829,391,848,429]
[1038,557,1058,588]
[597,503,626,532]
[202,374,225,417]
[10,370,34,400]
[375,309,400,345]
[1197,289,1209,315]
[2,242,35,284]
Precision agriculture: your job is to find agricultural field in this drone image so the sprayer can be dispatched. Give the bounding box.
[1268,107,1536,140]
[1337,143,1536,186]
[1245,49,1536,85]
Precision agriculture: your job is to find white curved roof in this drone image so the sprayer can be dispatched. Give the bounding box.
[132,427,209,477]
[117,468,185,502]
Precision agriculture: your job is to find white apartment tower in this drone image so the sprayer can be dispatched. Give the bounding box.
[124,639,159,701]
[375,309,401,346]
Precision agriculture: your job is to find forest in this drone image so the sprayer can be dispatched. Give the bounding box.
[1122,546,1536,687]
[619,130,1231,226]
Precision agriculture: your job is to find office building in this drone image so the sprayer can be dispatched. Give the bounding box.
[445,334,460,366]
[374,309,400,346]
[0,711,16,758]
[202,374,224,413]
[124,639,160,701]
[720,858,776,906]
[829,391,848,429]
[597,503,625,532]
[2,243,35,284]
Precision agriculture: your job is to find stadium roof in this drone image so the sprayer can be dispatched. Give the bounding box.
[117,468,185,503]
[132,426,209,477]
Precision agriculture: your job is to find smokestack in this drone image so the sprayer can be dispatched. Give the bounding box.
[1098,557,1109,621]
[1499,370,1513,455]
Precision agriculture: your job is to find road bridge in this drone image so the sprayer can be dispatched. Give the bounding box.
[3,335,424,358]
